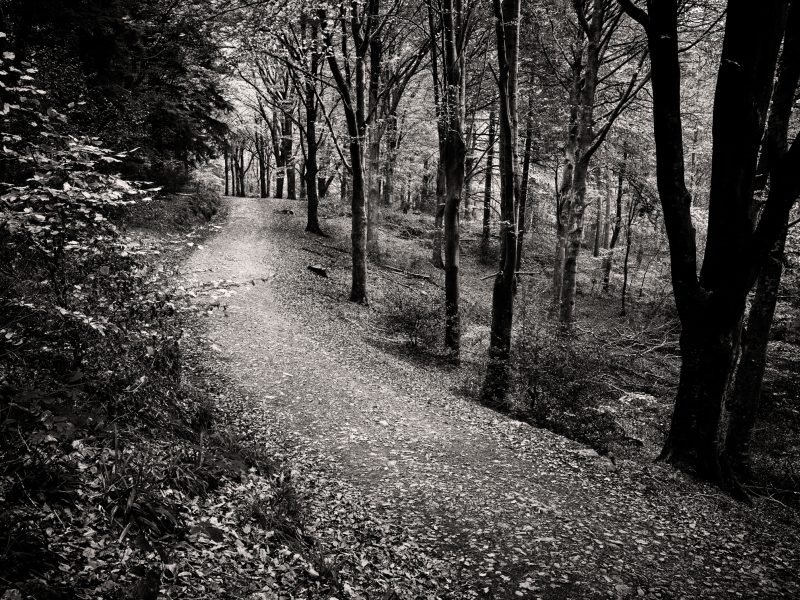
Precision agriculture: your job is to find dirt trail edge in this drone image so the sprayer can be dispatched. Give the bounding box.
[182,197,799,599]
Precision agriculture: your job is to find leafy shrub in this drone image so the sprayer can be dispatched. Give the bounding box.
[512,323,624,453]
[381,290,443,351]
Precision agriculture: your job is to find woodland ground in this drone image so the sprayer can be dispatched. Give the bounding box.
[181,195,800,599]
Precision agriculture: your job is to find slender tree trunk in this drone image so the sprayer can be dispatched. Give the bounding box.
[224,144,230,196]
[481,0,521,407]
[283,111,296,200]
[482,111,496,252]
[365,9,383,256]
[560,161,590,323]
[366,122,381,255]
[432,158,445,268]
[516,101,533,273]
[602,157,624,292]
[621,218,633,315]
[553,145,575,307]
[426,0,445,269]
[558,2,604,325]
[440,0,466,358]
[273,114,285,198]
[593,191,602,257]
[304,20,324,235]
[603,168,612,248]
[257,134,268,198]
[265,150,271,196]
[482,111,496,256]
[383,93,401,208]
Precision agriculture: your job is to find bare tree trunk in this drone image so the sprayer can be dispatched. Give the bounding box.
[621,216,633,315]
[603,168,612,248]
[224,144,230,196]
[593,190,602,257]
[265,150,271,196]
[482,111,496,256]
[283,111,296,200]
[481,0,521,407]
[318,7,370,304]
[602,148,625,292]
[721,2,800,487]
[366,122,381,255]
[304,17,324,235]
[440,0,466,358]
[722,235,784,483]
[560,161,589,323]
[482,111,496,252]
[558,2,604,325]
[256,133,268,198]
[426,0,445,270]
[516,99,533,273]
[272,113,285,199]
[432,158,445,268]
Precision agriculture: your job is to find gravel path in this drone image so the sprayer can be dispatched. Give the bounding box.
[182,197,800,599]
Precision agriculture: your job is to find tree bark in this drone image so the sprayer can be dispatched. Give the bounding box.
[224,144,230,196]
[559,1,604,325]
[722,1,800,487]
[301,16,324,234]
[602,147,626,292]
[516,99,534,274]
[366,14,382,256]
[319,7,370,304]
[617,0,793,482]
[481,0,521,407]
[722,236,784,484]
[482,111,496,251]
[440,0,466,358]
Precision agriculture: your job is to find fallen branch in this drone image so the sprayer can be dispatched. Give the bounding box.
[301,246,328,258]
[316,241,349,254]
[381,264,432,281]
[307,265,329,278]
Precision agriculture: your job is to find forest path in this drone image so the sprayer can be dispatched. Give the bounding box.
[182,197,799,599]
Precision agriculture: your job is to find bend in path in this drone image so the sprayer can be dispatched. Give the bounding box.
[183,197,800,599]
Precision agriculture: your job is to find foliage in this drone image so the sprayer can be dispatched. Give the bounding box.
[0,0,229,186]
[382,290,443,351]
[511,322,624,454]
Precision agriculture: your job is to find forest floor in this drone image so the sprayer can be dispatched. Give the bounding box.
[183,196,800,599]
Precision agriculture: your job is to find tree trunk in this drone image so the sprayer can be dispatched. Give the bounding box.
[593,190,602,257]
[366,122,381,255]
[603,168,612,248]
[265,148,271,196]
[660,314,743,481]
[383,91,401,208]
[559,161,589,323]
[617,0,796,485]
[481,0,521,407]
[722,234,785,485]
[432,158,445,268]
[224,144,230,196]
[558,2,604,325]
[621,218,633,315]
[516,102,533,273]
[482,111,496,250]
[284,111,296,200]
[305,40,324,234]
[440,0,466,358]
[257,134,268,198]
[273,113,285,198]
[318,7,370,304]
[722,1,800,487]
